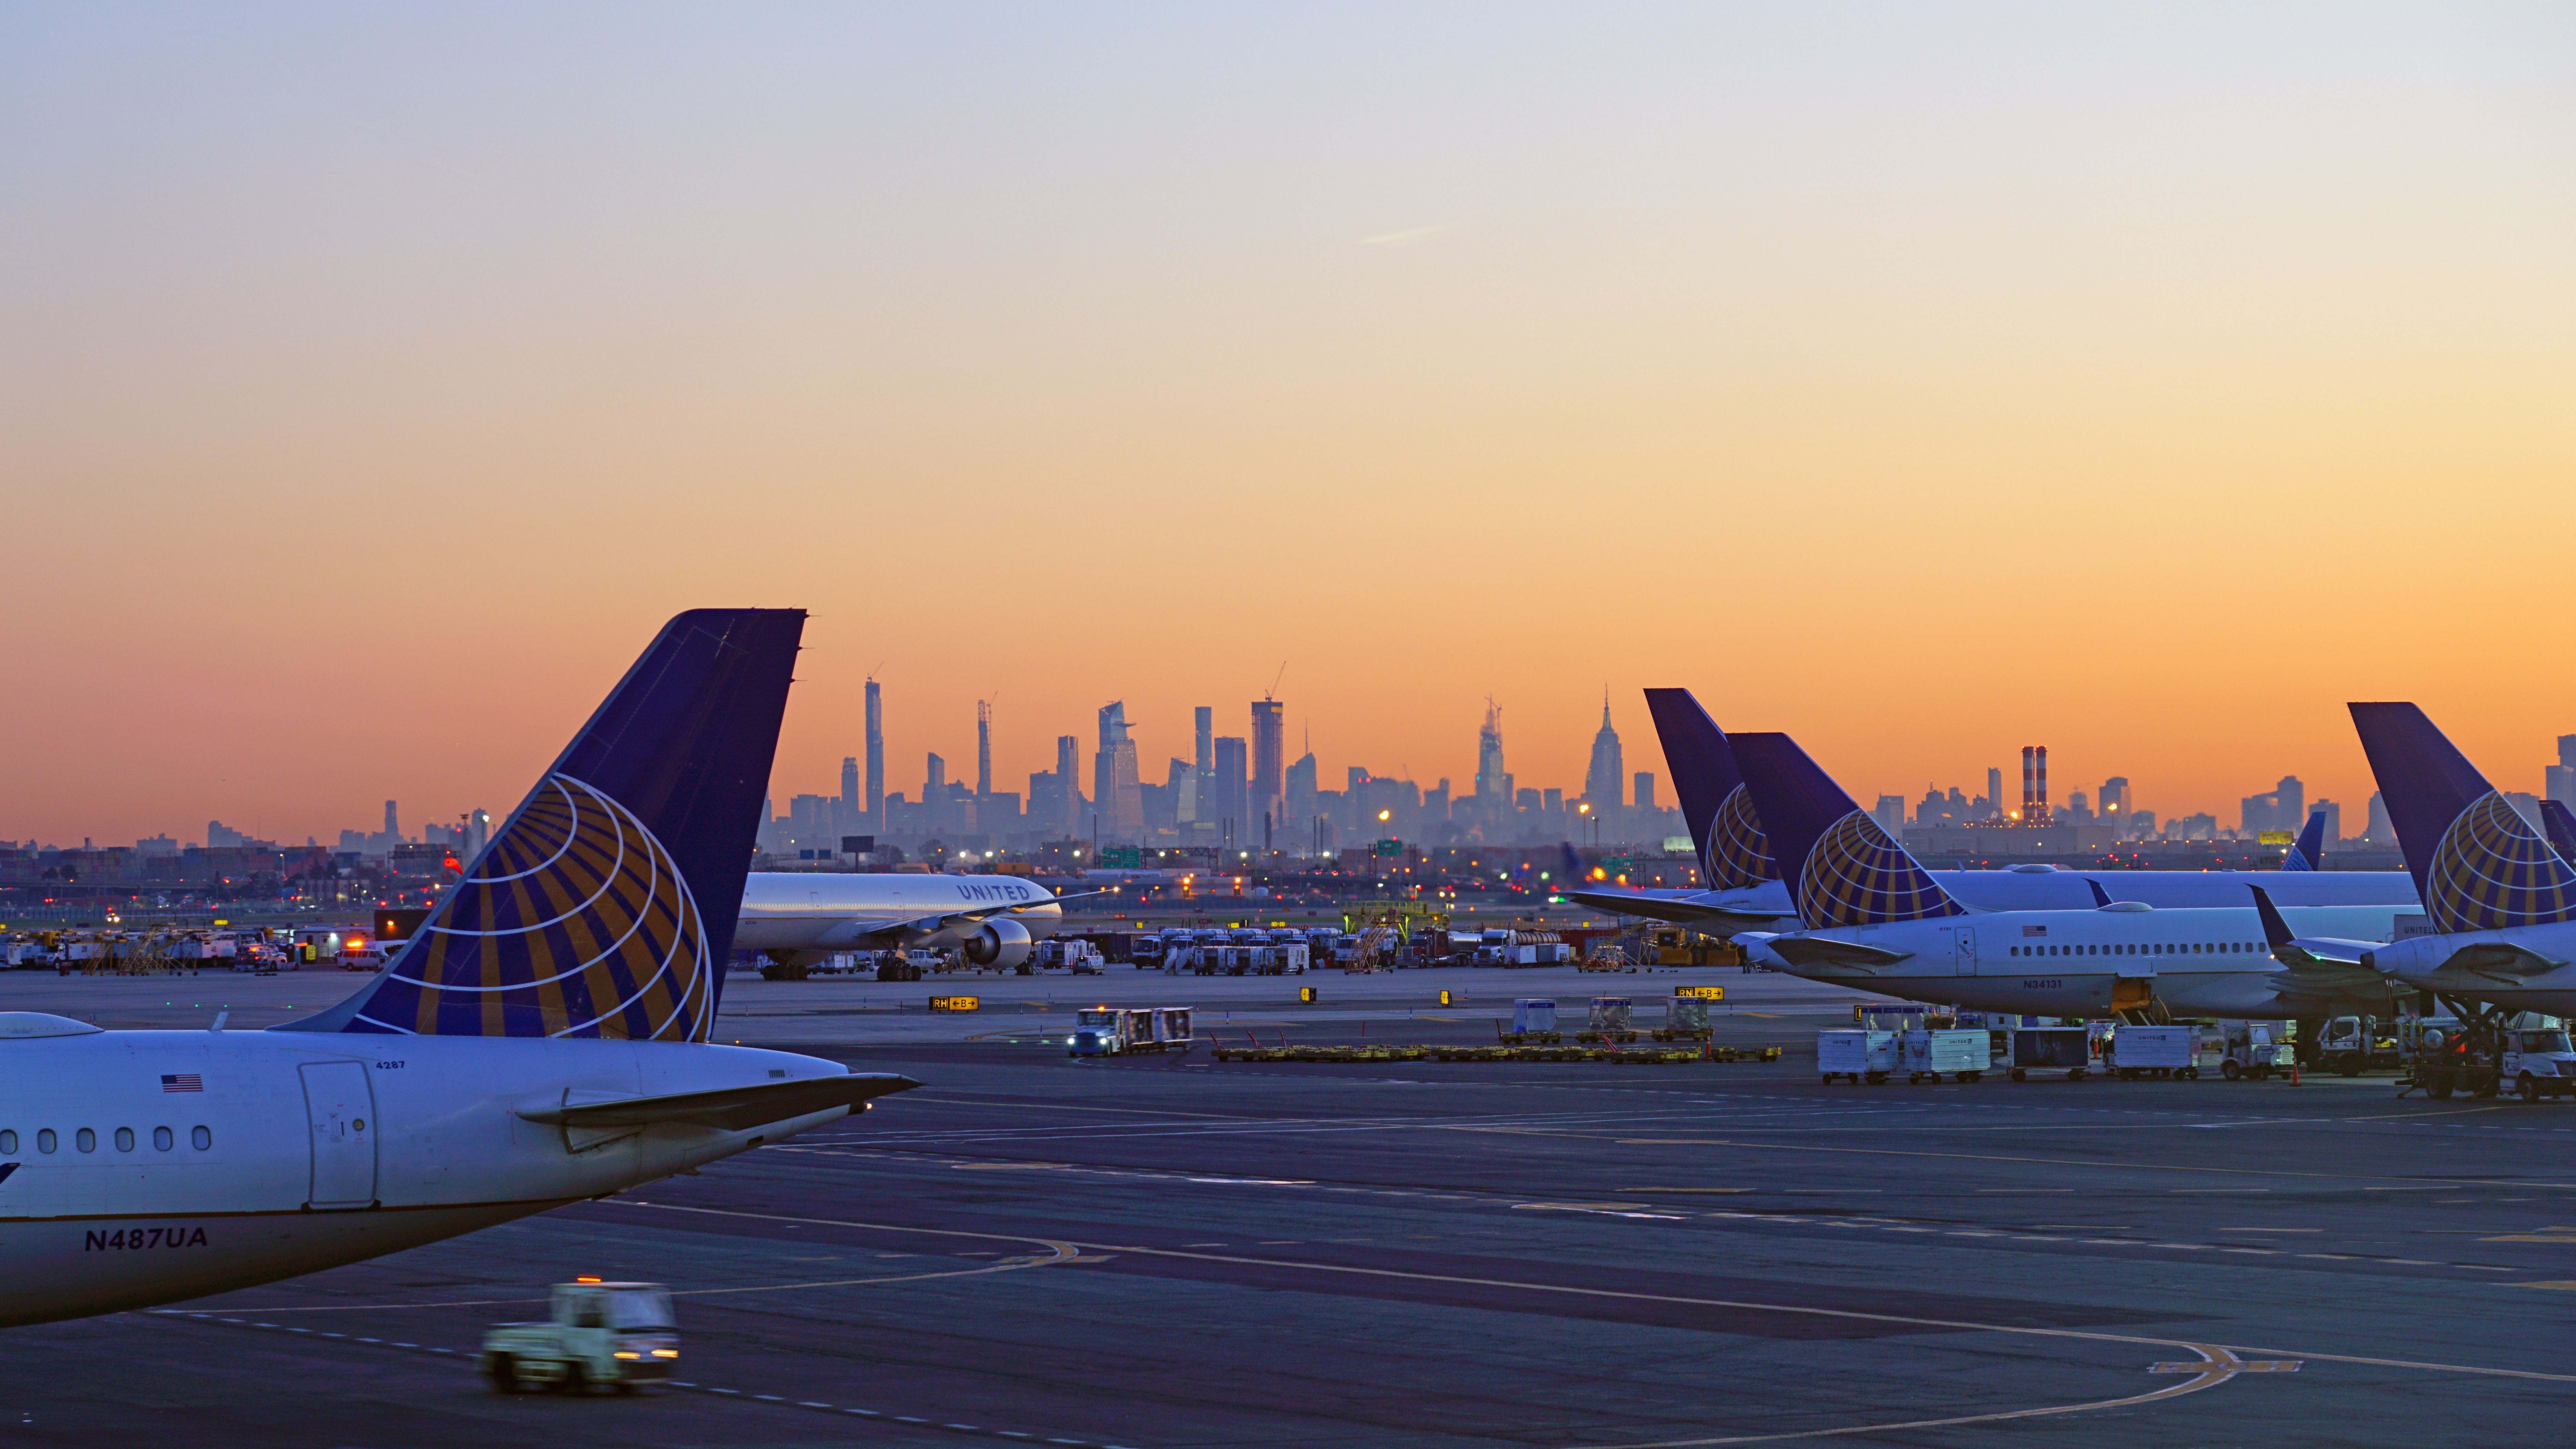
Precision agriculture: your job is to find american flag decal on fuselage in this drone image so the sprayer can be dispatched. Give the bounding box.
[161,1073,203,1093]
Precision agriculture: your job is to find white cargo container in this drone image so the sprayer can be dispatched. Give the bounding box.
[1819,1029,1899,1084]
[1901,1029,1989,1084]
[1512,998,1558,1033]
[2105,1025,2198,1079]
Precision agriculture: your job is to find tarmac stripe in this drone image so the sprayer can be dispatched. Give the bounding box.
[611,1199,2576,1386]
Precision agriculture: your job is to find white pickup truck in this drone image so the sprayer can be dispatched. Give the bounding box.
[480,1281,679,1393]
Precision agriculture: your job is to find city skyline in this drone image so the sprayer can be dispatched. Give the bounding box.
[5,7,2573,845]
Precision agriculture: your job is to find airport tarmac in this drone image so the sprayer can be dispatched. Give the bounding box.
[6,971,2576,1446]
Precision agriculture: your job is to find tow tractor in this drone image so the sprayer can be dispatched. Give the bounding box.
[2404,1006,2576,1102]
[481,1280,678,1393]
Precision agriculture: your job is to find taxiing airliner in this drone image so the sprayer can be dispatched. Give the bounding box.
[0,609,917,1328]
[735,872,1071,970]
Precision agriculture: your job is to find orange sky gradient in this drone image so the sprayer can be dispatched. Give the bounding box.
[4,5,2573,848]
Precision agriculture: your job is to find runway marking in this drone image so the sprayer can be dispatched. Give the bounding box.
[1610,1342,2285,1446]
[611,1200,2576,1387]
[146,1309,1133,1448]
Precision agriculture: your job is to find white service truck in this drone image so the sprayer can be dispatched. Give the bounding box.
[480,1281,678,1393]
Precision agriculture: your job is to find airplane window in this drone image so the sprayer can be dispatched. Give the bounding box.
[76,1129,94,1153]
[0,1131,12,1154]
[37,1130,55,1154]
[192,1126,212,1150]
[153,1127,173,1151]
[114,1128,133,1152]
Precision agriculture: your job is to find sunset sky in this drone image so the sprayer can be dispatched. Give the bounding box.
[5,3,2573,847]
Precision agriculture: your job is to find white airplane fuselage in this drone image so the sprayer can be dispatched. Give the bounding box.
[1742,903,2414,1017]
[732,873,1064,955]
[2366,923,2576,1016]
[0,1022,851,1327]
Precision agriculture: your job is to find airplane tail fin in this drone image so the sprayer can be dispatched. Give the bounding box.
[2542,799,2576,864]
[287,609,807,1040]
[1641,688,1774,889]
[2348,702,2576,934]
[1729,732,1962,929]
[2280,809,2328,872]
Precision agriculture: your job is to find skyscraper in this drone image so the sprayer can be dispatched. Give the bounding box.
[864,678,884,822]
[1251,699,1284,840]
[840,756,859,819]
[1183,705,1212,823]
[1583,693,1624,809]
[2546,735,2576,811]
[1634,772,1656,812]
[1986,767,2004,821]
[1095,702,1141,840]
[1475,700,1507,803]
[1214,736,1249,843]
[926,753,946,794]
[976,700,993,797]
[1055,734,1083,838]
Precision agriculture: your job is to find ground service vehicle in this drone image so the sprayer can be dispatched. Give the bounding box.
[2411,1022,2576,1101]
[481,1282,678,1393]
[2316,1015,2403,1075]
[2105,1025,2198,1080]
[2219,1021,2295,1080]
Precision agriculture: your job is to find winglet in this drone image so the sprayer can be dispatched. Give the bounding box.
[2248,884,2295,951]
[2282,809,2327,872]
[2085,878,2113,909]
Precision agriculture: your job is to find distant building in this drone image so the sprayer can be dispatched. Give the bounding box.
[976,700,994,797]
[2364,791,2392,845]
[1986,767,2004,822]
[2240,775,2305,837]
[2547,735,2576,813]
[1212,736,1249,843]
[1475,700,1507,805]
[1057,734,1083,838]
[2313,799,2342,845]
[864,679,885,822]
[1873,795,1907,834]
[1583,696,1624,809]
[1094,703,1141,840]
[1252,699,1284,841]
[1634,772,1655,812]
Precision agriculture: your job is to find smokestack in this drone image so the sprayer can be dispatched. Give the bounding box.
[2019,747,2034,824]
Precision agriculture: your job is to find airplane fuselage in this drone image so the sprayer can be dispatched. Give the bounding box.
[733,873,1065,955]
[1742,904,2414,1017]
[0,1022,850,1326]
[2366,923,2576,1016]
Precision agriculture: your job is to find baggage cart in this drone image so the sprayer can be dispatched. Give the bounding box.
[1653,997,1712,1042]
[2007,1027,2092,1082]
[1901,1028,1988,1084]
[1503,998,1561,1045]
[1819,1029,1898,1084]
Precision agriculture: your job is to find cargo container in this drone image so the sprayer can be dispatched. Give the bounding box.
[1819,1029,1899,1084]
[1901,1029,1988,1084]
[2104,1025,2197,1079]
[1512,999,1557,1033]
[2007,1027,2093,1082]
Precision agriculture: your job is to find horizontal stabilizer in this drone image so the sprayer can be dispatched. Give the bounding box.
[1555,888,1788,934]
[1762,936,1915,972]
[520,1073,920,1132]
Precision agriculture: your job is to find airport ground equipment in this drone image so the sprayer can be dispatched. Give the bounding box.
[480,1282,678,1394]
[1819,1029,1899,1084]
[2217,1020,2295,1080]
[1577,997,1638,1045]
[2404,1014,2576,1101]
[1902,1028,1988,1083]
[2315,1014,2404,1075]
[1653,997,1713,1043]
[2103,1025,2197,1079]
[1501,998,1562,1045]
[2006,1027,2092,1082]
[1071,1006,1189,1056]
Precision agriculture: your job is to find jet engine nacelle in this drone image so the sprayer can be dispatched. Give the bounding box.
[963,918,1034,969]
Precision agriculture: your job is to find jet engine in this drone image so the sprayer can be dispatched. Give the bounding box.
[962,917,1034,970]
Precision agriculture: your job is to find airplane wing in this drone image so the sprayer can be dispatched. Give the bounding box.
[520,1073,921,1132]
[1556,887,1787,933]
[1760,936,1915,972]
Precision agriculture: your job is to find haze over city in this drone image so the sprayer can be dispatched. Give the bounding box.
[6,3,2573,847]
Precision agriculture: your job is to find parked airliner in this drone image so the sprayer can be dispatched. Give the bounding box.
[0,609,918,1328]
[2344,702,2576,1017]
[735,872,1070,970]
[1724,732,2410,1019]
[1557,687,2419,932]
